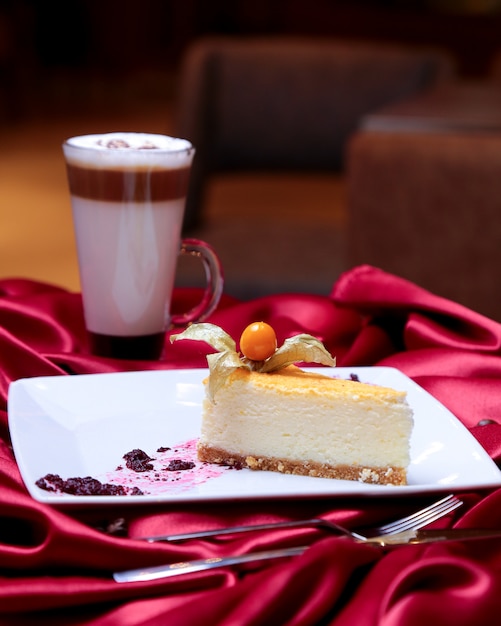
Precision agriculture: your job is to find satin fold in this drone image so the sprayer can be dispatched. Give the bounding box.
[0,266,500,624]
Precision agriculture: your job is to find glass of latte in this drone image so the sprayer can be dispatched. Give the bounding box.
[63,132,223,360]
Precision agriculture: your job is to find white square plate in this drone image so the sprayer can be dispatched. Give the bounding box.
[8,367,501,506]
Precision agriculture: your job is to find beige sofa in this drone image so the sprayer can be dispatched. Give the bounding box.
[347,80,501,322]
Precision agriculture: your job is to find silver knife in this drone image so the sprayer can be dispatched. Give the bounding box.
[114,527,501,583]
[113,546,307,583]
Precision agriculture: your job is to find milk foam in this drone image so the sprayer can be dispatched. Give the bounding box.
[64,133,193,168]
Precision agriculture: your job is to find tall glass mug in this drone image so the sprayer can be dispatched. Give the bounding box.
[62,132,223,360]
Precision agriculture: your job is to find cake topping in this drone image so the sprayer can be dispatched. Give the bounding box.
[239,322,277,361]
[171,322,336,401]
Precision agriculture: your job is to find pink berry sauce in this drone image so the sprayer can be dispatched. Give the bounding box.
[36,438,227,497]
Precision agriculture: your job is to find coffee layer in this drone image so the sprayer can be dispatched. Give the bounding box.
[66,165,191,202]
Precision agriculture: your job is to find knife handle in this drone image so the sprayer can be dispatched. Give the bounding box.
[114,545,307,583]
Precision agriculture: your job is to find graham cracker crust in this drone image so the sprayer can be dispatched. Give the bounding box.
[197,443,407,486]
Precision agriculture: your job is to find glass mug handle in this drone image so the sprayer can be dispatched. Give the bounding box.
[171,238,224,326]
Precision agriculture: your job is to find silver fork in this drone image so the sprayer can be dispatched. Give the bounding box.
[117,495,463,583]
[141,494,462,544]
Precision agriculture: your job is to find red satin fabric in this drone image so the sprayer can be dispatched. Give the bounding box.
[0,265,500,625]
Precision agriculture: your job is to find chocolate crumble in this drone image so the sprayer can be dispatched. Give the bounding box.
[35,473,143,496]
[123,449,154,472]
[165,459,196,471]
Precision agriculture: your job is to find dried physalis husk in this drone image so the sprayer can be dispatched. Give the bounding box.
[171,324,241,400]
[260,334,336,372]
[171,323,336,401]
[171,323,236,353]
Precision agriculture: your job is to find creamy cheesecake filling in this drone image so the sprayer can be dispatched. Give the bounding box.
[197,367,413,486]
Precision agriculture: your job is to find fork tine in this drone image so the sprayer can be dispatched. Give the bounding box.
[141,494,463,543]
[373,495,462,536]
[376,494,461,535]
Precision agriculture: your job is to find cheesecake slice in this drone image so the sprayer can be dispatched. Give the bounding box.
[198,365,414,486]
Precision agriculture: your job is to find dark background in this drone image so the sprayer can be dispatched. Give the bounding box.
[3,0,501,84]
[1,0,500,296]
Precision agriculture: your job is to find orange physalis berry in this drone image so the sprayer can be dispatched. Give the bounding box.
[239,322,277,361]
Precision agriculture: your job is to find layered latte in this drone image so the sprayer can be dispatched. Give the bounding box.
[63,133,194,359]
